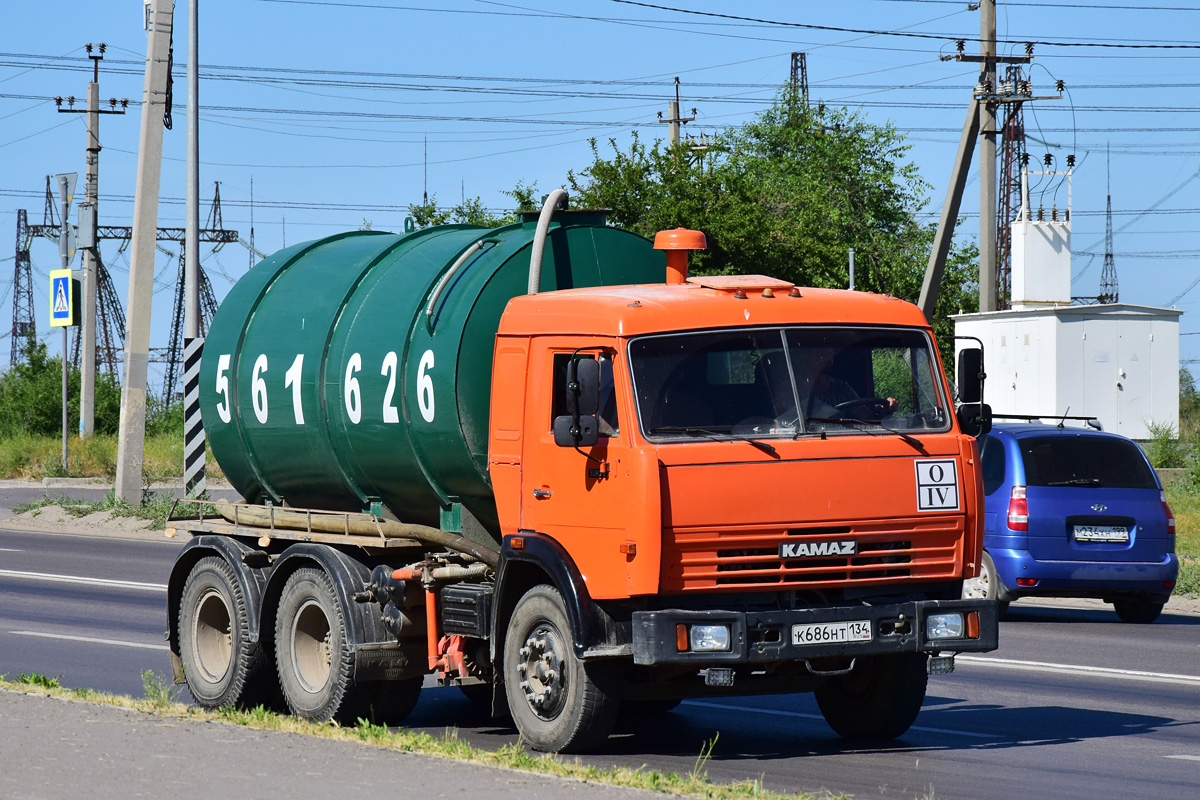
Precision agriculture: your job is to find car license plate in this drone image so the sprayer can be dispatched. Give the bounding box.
[1073,525,1130,543]
[792,620,873,646]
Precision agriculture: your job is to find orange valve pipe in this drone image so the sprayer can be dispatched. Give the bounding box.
[653,228,707,284]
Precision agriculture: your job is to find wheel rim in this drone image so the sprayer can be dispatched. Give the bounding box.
[290,599,333,693]
[963,558,992,600]
[516,622,568,720]
[191,588,233,684]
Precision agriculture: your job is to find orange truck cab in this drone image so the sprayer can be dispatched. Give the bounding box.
[487,274,999,747]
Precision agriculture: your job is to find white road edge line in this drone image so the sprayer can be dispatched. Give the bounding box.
[957,655,1200,687]
[680,700,998,739]
[1164,755,1200,762]
[0,547,24,551]
[9,630,169,651]
[0,569,166,593]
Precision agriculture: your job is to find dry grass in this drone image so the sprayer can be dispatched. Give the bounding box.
[0,433,222,482]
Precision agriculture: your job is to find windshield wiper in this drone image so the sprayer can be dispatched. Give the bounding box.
[648,426,779,458]
[1048,478,1101,487]
[806,417,926,451]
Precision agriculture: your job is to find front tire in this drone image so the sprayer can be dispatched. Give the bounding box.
[503,585,619,753]
[178,556,273,709]
[274,567,361,723]
[815,653,928,740]
[962,551,1010,616]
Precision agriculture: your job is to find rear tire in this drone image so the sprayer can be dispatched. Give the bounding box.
[274,567,361,724]
[178,556,273,710]
[503,585,619,753]
[815,653,928,740]
[1113,596,1165,624]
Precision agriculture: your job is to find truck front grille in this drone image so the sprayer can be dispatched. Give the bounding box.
[661,518,963,593]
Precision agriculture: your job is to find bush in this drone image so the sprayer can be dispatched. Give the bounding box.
[0,335,121,437]
[1145,420,1188,469]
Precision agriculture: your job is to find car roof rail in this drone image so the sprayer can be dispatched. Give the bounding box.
[991,413,1103,431]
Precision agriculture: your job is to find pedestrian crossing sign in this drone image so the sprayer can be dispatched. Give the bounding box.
[49,268,78,328]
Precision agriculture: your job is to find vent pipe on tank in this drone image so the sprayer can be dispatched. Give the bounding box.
[528,188,569,295]
[653,228,707,284]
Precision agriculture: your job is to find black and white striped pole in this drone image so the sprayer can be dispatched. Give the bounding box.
[183,337,205,496]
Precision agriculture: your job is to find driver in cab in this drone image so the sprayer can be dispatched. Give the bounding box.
[802,348,898,423]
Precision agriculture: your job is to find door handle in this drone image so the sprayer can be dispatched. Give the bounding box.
[533,488,552,499]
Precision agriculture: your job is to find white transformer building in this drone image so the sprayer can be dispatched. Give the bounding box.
[953,170,1181,440]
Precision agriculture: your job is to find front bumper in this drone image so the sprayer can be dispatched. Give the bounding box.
[631,598,999,666]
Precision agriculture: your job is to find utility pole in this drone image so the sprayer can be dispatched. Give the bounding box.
[183,0,206,498]
[657,77,695,146]
[56,44,127,435]
[978,0,997,313]
[116,0,175,505]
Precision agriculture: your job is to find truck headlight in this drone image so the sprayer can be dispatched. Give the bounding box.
[689,624,731,652]
[926,612,965,640]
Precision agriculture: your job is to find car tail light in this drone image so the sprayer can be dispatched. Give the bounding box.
[1016,577,1039,587]
[1007,485,1028,531]
[1160,491,1175,536]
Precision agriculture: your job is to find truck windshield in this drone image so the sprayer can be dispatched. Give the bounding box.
[630,327,950,441]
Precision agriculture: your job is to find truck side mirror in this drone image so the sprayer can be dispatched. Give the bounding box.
[957,348,985,405]
[565,358,599,416]
[957,402,992,438]
[556,357,600,448]
[553,414,599,448]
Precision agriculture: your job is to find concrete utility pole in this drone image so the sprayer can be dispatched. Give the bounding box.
[56,44,127,435]
[657,77,695,146]
[978,0,998,313]
[116,0,175,505]
[183,0,207,498]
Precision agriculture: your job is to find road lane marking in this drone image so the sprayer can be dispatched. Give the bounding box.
[957,655,1200,687]
[0,569,166,593]
[9,630,169,651]
[1165,755,1200,762]
[0,547,23,551]
[680,700,999,739]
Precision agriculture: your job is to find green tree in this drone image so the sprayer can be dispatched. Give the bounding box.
[410,181,541,230]
[0,334,122,437]
[567,94,978,358]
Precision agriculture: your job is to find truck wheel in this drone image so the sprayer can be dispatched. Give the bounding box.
[503,585,619,753]
[178,556,271,709]
[359,678,423,726]
[815,652,928,740]
[961,551,1010,617]
[275,567,360,723]
[1113,596,1165,624]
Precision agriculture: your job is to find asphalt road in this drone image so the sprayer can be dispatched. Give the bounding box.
[1,521,1198,800]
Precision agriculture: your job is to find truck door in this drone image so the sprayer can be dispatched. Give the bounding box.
[520,340,657,599]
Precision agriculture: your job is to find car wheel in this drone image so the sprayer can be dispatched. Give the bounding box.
[961,551,1010,616]
[1113,596,1165,624]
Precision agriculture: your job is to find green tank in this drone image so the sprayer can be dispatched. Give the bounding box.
[200,212,664,539]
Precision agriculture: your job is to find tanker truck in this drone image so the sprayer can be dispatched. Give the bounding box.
[165,193,998,753]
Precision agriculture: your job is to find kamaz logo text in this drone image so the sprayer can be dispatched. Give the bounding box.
[779,541,858,559]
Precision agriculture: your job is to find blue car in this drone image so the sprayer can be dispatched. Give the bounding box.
[963,421,1179,623]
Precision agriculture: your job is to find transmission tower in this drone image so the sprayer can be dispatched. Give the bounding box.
[1099,145,1119,304]
[161,183,230,402]
[790,52,809,108]
[9,210,36,364]
[996,65,1028,310]
[69,253,126,376]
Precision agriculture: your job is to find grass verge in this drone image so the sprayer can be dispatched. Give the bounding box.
[0,672,836,800]
[0,433,221,483]
[1165,485,1199,597]
[12,491,214,529]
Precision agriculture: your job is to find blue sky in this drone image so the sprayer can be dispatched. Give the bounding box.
[2,1,1199,385]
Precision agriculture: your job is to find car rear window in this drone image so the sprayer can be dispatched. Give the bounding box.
[1018,436,1157,489]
